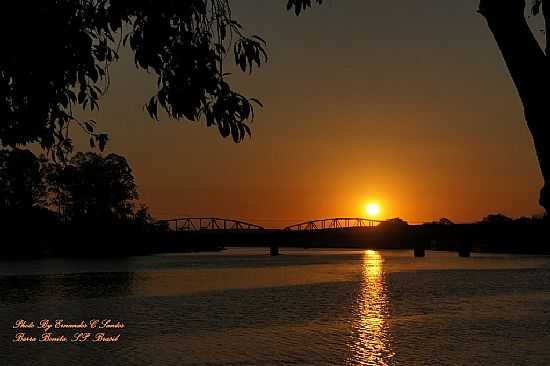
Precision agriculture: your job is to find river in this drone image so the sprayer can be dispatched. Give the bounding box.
[1,248,550,365]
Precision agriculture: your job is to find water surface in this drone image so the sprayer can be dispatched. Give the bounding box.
[1,248,550,365]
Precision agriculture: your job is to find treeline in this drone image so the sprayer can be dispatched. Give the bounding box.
[0,149,166,258]
[419,214,549,254]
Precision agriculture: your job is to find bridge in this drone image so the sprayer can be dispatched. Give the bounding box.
[161,217,265,232]
[284,217,383,231]
[155,216,471,257]
[160,217,384,232]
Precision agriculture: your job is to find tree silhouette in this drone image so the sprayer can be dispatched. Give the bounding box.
[438,218,454,226]
[481,213,514,224]
[478,0,550,213]
[46,152,138,223]
[378,218,409,232]
[0,1,273,160]
[0,149,45,211]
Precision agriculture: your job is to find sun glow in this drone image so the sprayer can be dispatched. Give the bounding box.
[365,202,381,218]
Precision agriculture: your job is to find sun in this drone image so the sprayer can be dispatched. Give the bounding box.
[365,202,381,218]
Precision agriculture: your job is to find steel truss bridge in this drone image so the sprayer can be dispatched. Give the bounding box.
[160,217,385,232]
[162,217,265,232]
[284,217,383,231]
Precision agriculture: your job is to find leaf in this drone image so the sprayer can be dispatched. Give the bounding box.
[218,122,230,138]
[78,90,86,104]
[97,134,109,152]
[243,124,251,136]
[146,97,159,120]
[84,122,94,133]
[231,125,240,142]
[250,98,264,107]
[252,35,267,45]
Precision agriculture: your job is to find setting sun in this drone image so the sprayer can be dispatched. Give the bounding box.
[365,202,381,218]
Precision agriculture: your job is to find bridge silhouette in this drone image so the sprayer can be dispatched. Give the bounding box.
[157,216,389,257]
[162,217,265,232]
[284,217,382,231]
[160,217,382,232]
[156,216,472,257]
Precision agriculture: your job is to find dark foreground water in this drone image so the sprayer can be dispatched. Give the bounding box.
[1,249,550,365]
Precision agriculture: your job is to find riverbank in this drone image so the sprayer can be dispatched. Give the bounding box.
[2,217,548,259]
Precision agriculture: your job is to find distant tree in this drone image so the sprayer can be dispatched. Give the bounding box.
[46,152,138,223]
[130,205,169,232]
[515,216,534,224]
[379,217,409,229]
[438,218,454,226]
[133,205,153,226]
[531,213,547,221]
[481,213,514,224]
[0,149,45,211]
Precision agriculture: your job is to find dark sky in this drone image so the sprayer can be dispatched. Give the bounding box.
[75,0,545,227]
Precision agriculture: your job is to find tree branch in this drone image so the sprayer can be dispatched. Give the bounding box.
[479,0,550,210]
[543,0,550,55]
[479,0,546,111]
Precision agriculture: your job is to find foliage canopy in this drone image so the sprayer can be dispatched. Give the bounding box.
[0,1,307,159]
[44,152,139,223]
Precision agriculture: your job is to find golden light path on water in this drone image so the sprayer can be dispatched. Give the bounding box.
[348,250,395,365]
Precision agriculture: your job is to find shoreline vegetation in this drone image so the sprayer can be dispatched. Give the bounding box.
[1,212,549,260]
[1,149,549,260]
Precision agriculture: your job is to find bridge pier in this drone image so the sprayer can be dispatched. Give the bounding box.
[270,245,280,256]
[414,245,426,257]
[458,243,471,257]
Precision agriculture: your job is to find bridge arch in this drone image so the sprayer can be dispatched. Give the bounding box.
[161,217,264,232]
[284,217,382,231]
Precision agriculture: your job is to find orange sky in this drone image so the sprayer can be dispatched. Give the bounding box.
[70,0,545,228]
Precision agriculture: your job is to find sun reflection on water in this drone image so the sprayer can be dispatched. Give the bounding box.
[348,250,395,365]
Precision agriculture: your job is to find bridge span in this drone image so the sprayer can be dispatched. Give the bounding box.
[161,217,264,232]
[160,217,386,232]
[284,217,383,231]
[159,217,387,232]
